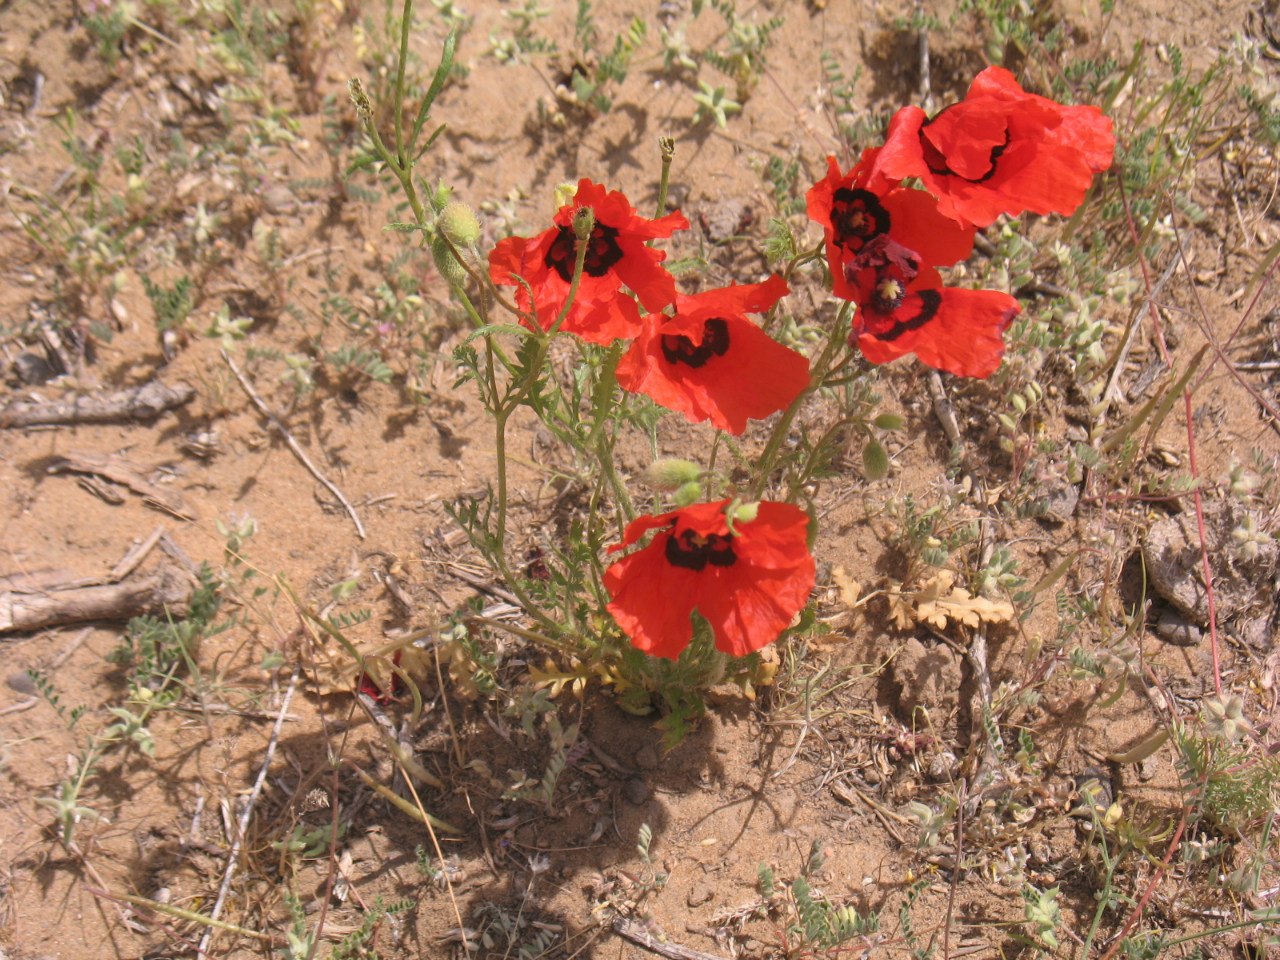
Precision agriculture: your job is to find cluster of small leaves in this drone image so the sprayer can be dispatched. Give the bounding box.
[110,564,222,693]
[755,840,880,954]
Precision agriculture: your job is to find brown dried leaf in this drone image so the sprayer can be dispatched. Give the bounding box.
[912,570,1014,629]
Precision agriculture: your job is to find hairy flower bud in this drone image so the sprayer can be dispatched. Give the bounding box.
[431,235,466,288]
[438,201,480,247]
[672,481,703,507]
[642,458,702,491]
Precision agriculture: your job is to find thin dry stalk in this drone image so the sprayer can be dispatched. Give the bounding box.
[197,665,301,960]
[222,350,366,540]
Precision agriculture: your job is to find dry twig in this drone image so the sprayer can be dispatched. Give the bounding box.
[197,665,301,960]
[0,380,194,428]
[222,350,366,539]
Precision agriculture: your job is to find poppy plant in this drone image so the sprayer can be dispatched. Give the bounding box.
[807,153,1020,378]
[488,179,689,344]
[872,66,1115,228]
[604,500,815,660]
[615,275,809,435]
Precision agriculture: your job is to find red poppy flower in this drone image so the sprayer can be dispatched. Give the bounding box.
[604,500,815,660]
[872,66,1116,228]
[847,259,1020,379]
[488,179,689,344]
[807,153,1019,378]
[615,275,809,435]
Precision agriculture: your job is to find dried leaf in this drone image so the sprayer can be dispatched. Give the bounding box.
[894,570,1015,630]
[832,564,862,608]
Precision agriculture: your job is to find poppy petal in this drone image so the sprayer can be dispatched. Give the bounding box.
[874,67,1115,228]
[856,285,1020,378]
[604,500,814,661]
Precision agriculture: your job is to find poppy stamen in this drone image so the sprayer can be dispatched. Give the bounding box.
[830,187,890,252]
[660,317,731,368]
[665,528,738,570]
[544,221,624,281]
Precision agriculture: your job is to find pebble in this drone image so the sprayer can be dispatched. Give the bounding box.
[1153,608,1202,647]
[622,778,650,805]
[634,744,659,770]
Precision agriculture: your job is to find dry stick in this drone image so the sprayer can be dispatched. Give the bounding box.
[1118,187,1223,697]
[197,665,301,960]
[611,917,730,960]
[0,568,193,633]
[221,350,366,540]
[0,380,194,428]
[1102,250,1185,412]
[927,371,963,448]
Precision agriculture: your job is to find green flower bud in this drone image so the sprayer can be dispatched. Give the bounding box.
[672,481,703,507]
[573,206,595,242]
[431,236,466,288]
[642,458,702,490]
[730,500,759,524]
[438,201,481,247]
[553,181,578,210]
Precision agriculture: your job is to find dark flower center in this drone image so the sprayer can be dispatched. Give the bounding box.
[920,108,1010,183]
[660,317,731,368]
[665,528,737,570]
[870,275,906,314]
[544,220,624,281]
[830,188,890,252]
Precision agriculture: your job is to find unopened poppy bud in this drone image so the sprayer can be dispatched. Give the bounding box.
[553,181,578,210]
[431,235,466,287]
[642,458,702,490]
[731,501,759,524]
[438,201,480,247]
[672,481,703,507]
[573,206,595,242]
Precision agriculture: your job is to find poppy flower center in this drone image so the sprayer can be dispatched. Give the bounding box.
[870,275,906,314]
[830,188,889,252]
[660,317,731,368]
[544,220,624,281]
[665,528,738,570]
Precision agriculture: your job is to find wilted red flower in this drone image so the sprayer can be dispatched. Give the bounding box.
[488,179,689,344]
[615,275,808,435]
[604,500,815,660]
[807,153,1019,378]
[872,66,1115,228]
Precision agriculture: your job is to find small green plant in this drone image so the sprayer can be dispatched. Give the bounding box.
[754,840,880,954]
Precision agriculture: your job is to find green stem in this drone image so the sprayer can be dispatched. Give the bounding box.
[655,137,675,218]
[394,0,413,167]
[748,300,855,501]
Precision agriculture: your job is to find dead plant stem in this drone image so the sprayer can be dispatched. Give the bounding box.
[222,350,366,539]
[197,665,300,960]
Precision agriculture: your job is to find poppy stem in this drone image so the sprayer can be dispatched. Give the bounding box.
[393,0,413,167]
[748,300,855,500]
[656,136,675,219]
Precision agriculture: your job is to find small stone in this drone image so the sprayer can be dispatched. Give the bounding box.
[6,672,36,694]
[634,745,659,770]
[686,883,714,907]
[888,637,962,722]
[622,779,650,805]
[13,351,56,385]
[697,199,753,243]
[262,184,298,215]
[1153,609,1201,647]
